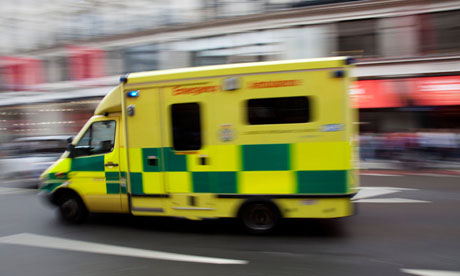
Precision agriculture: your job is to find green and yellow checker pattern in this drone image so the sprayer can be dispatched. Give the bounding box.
[41,142,354,197]
[40,158,71,192]
[41,155,124,196]
[125,141,354,196]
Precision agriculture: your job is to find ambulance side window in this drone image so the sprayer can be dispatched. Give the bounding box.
[247,96,311,125]
[170,103,202,151]
[74,121,116,157]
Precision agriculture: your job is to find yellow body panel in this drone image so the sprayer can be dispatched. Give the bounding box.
[276,198,353,218]
[68,172,106,194]
[83,195,124,213]
[142,172,165,194]
[94,86,122,115]
[127,148,143,173]
[214,145,241,171]
[292,142,351,171]
[165,172,192,193]
[239,171,296,194]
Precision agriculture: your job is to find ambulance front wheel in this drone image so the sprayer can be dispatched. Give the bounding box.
[239,200,281,234]
[57,191,88,224]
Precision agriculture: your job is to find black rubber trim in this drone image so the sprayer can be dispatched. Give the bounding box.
[216,193,356,199]
[130,194,170,198]
[345,57,356,65]
[129,193,356,199]
[120,74,129,83]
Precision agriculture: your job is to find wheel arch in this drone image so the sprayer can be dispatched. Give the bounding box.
[50,187,87,209]
[236,197,283,219]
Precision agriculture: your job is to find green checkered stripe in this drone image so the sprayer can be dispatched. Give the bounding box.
[62,144,349,195]
[105,171,127,194]
[67,155,126,195]
[41,172,69,192]
[131,145,348,195]
[133,147,240,195]
[242,144,348,194]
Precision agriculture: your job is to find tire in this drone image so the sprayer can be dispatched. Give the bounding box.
[239,201,280,234]
[57,192,88,224]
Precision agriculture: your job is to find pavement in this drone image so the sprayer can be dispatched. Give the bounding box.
[359,159,460,171]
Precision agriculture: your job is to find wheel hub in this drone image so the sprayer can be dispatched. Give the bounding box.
[61,199,78,219]
[246,204,275,231]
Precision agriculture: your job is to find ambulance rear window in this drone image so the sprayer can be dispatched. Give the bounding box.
[171,103,202,151]
[247,96,311,125]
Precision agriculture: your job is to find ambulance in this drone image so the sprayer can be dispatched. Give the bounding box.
[39,57,358,233]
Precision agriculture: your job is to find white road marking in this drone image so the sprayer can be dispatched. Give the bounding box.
[0,187,35,195]
[354,198,430,203]
[0,233,248,265]
[402,269,460,276]
[352,188,399,200]
[352,187,430,203]
[360,173,402,177]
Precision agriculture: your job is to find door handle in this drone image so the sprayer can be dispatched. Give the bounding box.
[199,155,208,165]
[148,156,158,166]
[105,162,119,167]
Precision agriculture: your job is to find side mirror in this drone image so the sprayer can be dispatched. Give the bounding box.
[67,144,75,158]
[66,137,75,157]
[70,146,92,158]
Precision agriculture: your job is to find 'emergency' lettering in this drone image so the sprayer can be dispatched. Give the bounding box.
[248,80,302,89]
[172,86,218,96]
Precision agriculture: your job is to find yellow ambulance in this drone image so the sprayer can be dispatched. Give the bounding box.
[40,57,358,233]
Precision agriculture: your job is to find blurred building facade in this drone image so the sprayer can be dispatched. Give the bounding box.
[1,0,460,142]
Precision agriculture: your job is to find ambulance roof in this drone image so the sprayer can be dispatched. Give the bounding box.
[94,85,122,115]
[94,57,351,115]
[127,57,349,85]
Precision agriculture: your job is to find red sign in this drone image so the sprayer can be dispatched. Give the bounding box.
[0,56,43,90]
[351,76,460,108]
[350,80,404,109]
[409,76,460,106]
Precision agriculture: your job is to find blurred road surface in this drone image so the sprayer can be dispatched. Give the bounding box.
[0,174,459,276]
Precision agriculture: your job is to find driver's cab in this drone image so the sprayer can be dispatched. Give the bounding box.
[44,114,127,213]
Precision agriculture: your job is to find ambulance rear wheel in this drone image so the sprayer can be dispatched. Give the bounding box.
[57,192,88,224]
[239,201,280,234]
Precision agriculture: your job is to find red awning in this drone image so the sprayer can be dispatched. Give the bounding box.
[351,76,460,108]
[409,76,460,106]
[350,80,405,108]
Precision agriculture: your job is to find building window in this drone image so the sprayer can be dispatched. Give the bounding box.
[337,19,378,57]
[123,44,158,73]
[191,51,228,67]
[420,10,460,55]
[246,96,311,125]
[170,103,202,151]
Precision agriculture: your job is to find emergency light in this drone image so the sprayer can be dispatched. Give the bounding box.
[127,90,139,98]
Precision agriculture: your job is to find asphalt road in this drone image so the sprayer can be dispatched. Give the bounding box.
[0,174,459,276]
